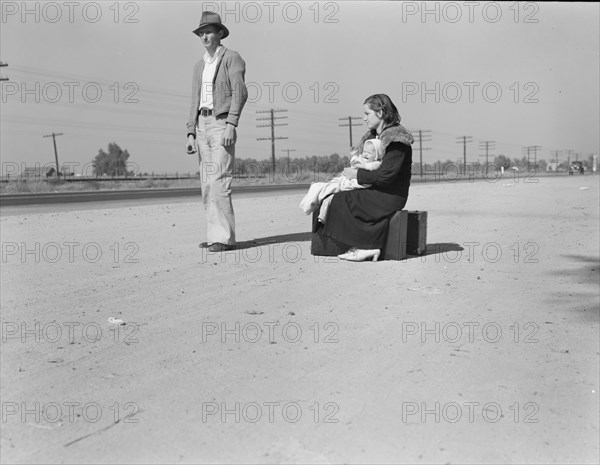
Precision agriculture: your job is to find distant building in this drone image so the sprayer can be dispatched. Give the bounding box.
[22,166,60,179]
[46,167,62,177]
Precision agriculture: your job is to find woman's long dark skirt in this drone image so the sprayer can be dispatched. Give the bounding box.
[322,188,407,250]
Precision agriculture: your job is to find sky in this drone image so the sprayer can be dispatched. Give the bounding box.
[1,1,599,175]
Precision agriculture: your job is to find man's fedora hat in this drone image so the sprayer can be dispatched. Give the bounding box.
[193,11,229,39]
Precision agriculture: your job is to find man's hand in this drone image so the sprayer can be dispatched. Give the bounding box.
[342,167,358,180]
[186,135,196,154]
[221,123,236,147]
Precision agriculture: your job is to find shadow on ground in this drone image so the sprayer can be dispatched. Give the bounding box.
[235,232,312,250]
[420,243,465,257]
[236,235,465,263]
[544,254,600,321]
[547,254,600,286]
[398,242,464,261]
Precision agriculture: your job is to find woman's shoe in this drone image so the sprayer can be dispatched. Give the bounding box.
[341,248,381,262]
[337,248,358,260]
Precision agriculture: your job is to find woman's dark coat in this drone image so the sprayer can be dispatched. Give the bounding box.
[322,124,414,249]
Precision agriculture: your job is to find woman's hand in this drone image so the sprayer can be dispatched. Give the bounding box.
[342,167,358,180]
[352,159,368,170]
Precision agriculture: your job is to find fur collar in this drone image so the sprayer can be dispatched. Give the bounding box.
[353,124,414,155]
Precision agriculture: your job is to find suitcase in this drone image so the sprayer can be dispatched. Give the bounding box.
[407,211,427,255]
[382,210,408,260]
[310,210,351,256]
[311,209,427,260]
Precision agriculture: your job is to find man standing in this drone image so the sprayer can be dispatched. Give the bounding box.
[186,11,248,252]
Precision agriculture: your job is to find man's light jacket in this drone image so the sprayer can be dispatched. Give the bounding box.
[187,46,248,137]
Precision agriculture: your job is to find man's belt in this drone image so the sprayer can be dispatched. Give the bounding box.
[199,108,213,117]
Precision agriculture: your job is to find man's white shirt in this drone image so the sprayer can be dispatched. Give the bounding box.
[200,46,222,110]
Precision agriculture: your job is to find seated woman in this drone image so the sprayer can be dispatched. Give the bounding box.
[321,93,414,262]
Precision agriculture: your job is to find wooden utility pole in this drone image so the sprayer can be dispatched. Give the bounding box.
[281,148,296,164]
[43,132,63,178]
[479,140,496,166]
[522,145,540,168]
[456,136,473,171]
[257,109,288,173]
[530,145,542,167]
[338,116,362,147]
[412,130,431,178]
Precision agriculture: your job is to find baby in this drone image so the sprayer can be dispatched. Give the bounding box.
[300,138,382,222]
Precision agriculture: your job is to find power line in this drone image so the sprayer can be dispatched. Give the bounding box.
[43,132,63,178]
[6,65,592,163]
[1,68,592,169]
[338,116,362,147]
[257,109,288,172]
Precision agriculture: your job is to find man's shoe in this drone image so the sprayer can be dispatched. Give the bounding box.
[199,242,210,248]
[208,243,235,252]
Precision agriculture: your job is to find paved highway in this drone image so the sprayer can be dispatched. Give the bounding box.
[0,183,310,207]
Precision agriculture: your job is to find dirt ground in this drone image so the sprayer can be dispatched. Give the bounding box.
[1,174,598,464]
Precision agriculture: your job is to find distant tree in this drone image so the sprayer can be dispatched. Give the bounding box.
[537,159,547,171]
[329,153,342,171]
[519,156,530,168]
[93,142,131,177]
[493,154,512,170]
